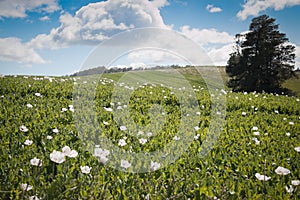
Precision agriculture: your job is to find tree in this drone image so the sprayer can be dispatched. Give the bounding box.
[226,14,296,93]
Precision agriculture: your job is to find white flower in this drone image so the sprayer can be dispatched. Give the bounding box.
[137,131,144,136]
[286,185,293,193]
[30,157,42,166]
[21,183,33,191]
[255,173,271,181]
[252,137,260,145]
[24,139,33,146]
[275,166,291,175]
[61,108,68,112]
[194,134,200,140]
[147,132,153,137]
[289,122,294,125]
[291,180,300,186]
[104,107,113,112]
[173,136,180,141]
[103,121,109,125]
[253,131,260,136]
[251,126,258,131]
[94,147,109,157]
[286,132,291,137]
[52,128,59,133]
[294,147,300,152]
[47,135,53,140]
[194,126,200,131]
[196,111,201,115]
[29,196,40,200]
[34,93,41,97]
[80,166,92,174]
[62,146,78,158]
[242,112,246,116]
[20,125,28,132]
[99,156,108,164]
[118,139,127,147]
[50,150,65,164]
[150,161,161,171]
[139,138,147,145]
[275,110,279,114]
[120,126,127,131]
[120,160,131,169]
[117,106,122,110]
[26,104,33,108]
[69,105,74,112]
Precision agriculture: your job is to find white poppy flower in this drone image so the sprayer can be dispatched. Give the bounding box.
[29,195,40,200]
[294,147,300,152]
[20,125,28,132]
[255,173,271,181]
[286,185,293,193]
[104,107,113,112]
[118,139,127,147]
[47,135,53,140]
[21,183,33,191]
[120,160,131,169]
[139,138,147,145]
[24,139,33,146]
[173,136,180,141]
[52,128,59,133]
[30,157,42,167]
[291,180,300,186]
[120,126,127,131]
[275,166,291,175]
[26,104,33,108]
[80,166,92,174]
[150,161,161,171]
[50,150,65,164]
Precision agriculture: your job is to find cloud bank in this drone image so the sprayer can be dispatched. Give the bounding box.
[237,0,300,20]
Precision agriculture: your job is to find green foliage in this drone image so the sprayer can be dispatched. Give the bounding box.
[226,14,296,93]
[0,73,299,199]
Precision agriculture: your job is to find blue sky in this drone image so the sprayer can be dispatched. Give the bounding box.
[0,0,299,76]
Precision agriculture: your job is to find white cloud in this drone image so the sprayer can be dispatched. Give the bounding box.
[0,38,46,64]
[29,0,168,49]
[179,26,234,46]
[207,44,235,66]
[237,0,300,20]
[0,0,60,18]
[151,0,170,8]
[127,49,186,65]
[179,26,235,66]
[39,16,50,21]
[294,44,300,69]
[206,4,222,13]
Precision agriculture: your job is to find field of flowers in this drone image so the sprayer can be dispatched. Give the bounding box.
[0,70,299,199]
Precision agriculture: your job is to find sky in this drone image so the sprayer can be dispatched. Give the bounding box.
[0,0,300,76]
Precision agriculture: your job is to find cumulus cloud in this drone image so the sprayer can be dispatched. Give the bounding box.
[0,0,60,18]
[237,0,300,20]
[179,26,234,46]
[207,44,235,66]
[294,44,300,69]
[206,4,222,13]
[39,16,50,21]
[28,0,168,49]
[179,26,235,66]
[0,38,46,64]
[127,49,186,65]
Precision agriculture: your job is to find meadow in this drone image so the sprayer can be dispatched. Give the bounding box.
[0,67,299,199]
